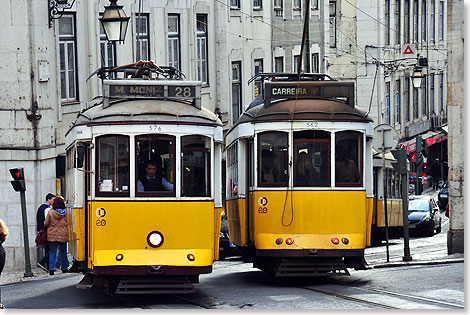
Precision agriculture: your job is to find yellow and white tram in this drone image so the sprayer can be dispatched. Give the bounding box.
[64,63,223,293]
[225,74,375,276]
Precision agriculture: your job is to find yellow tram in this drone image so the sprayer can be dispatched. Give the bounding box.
[64,63,224,293]
[225,74,375,276]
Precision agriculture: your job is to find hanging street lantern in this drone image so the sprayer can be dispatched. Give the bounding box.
[99,0,130,43]
[411,66,424,89]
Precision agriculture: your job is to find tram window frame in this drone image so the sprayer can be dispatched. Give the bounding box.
[293,130,331,188]
[335,131,363,187]
[258,131,289,187]
[135,134,176,197]
[95,135,130,197]
[181,135,211,198]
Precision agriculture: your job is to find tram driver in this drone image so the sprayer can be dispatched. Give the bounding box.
[137,160,174,192]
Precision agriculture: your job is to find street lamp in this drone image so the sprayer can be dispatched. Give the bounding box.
[411,66,424,89]
[99,0,130,43]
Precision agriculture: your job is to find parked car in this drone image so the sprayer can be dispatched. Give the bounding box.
[438,181,449,210]
[408,196,442,236]
[219,215,238,260]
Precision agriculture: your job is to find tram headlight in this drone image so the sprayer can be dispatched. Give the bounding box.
[116,254,124,261]
[147,231,164,248]
[187,254,195,261]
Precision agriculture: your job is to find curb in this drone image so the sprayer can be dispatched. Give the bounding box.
[369,258,464,269]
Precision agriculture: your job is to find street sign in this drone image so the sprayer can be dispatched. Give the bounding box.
[373,124,399,153]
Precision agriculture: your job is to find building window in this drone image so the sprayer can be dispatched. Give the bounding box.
[99,14,116,77]
[312,0,319,10]
[196,14,209,84]
[439,73,444,112]
[59,15,77,102]
[253,0,262,9]
[430,74,435,113]
[385,82,391,124]
[230,0,241,9]
[168,14,180,71]
[438,1,444,40]
[274,56,284,72]
[422,77,427,115]
[404,78,410,121]
[293,55,301,73]
[136,14,150,61]
[274,0,283,16]
[395,0,401,44]
[329,1,337,48]
[385,0,390,45]
[232,61,242,122]
[254,59,263,97]
[422,0,427,42]
[413,86,419,119]
[312,53,319,73]
[413,0,418,42]
[293,0,302,10]
[395,80,401,124]
[404,0,410,43]
[430,0,435,42]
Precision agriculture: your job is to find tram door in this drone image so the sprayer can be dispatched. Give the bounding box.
[246,140,254,244]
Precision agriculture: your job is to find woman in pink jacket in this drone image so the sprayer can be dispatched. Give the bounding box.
[44,196,69,275]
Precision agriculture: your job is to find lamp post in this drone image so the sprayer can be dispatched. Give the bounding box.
[411,66,424,89]
[99,0,130,43]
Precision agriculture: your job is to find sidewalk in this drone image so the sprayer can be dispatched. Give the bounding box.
[1,186,462,286]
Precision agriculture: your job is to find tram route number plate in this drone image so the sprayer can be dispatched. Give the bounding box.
[108,84,196,99]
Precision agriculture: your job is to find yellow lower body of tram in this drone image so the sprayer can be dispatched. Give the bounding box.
[227,191,373,276]
[370,198,404,245]
[67,201,222,293]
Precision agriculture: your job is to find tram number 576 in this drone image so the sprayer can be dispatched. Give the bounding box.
[307,121,318,128]
[149,125,162,132]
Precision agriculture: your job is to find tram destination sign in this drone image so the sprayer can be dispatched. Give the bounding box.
[103,80,201,109]
[264,81,354,107]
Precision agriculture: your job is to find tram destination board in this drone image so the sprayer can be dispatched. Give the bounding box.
[264,81,354,107]
[102,80,201,109]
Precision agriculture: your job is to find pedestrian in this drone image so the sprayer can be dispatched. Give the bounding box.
[44,196,69,275]
[430,158,441,190]
[0,219,8,276]
[36,193,55,271]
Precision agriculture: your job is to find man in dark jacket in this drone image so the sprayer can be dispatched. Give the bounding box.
[36,193,55,271]
[430,158,441,190]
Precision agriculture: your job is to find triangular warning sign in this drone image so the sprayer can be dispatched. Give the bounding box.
[403,45,414,54]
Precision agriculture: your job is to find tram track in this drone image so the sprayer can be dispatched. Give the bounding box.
[296,278,464,309]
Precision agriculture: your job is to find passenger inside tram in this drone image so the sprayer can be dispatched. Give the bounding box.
[295,151,321,187]
[335,145,360,184]
[137,159,174,192]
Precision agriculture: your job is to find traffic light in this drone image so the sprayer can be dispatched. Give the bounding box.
[391,149,408,174]
[9,168,26,192]
[415,135,424,165]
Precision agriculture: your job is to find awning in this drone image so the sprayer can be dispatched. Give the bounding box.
[399,129,447,154]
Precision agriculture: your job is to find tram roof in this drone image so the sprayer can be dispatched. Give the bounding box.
[229,98,373,131]
[70,98,223,129]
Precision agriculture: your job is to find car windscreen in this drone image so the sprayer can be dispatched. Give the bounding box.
[409,199,430,212]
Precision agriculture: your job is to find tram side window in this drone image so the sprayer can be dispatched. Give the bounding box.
[136,135,175,195]
[96,135,130,194]
[227,142,238,196]
[294,130,330,187]
[335,131,363,186]
[181,135,210,197]
[258,132,288,186]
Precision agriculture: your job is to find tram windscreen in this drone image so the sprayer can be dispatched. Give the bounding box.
[96,135,130,194]
[294,130,331,187]
[181,135,210,197]
[136,135,175,195]
[335,131,363,186]
[258,132,288,186]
